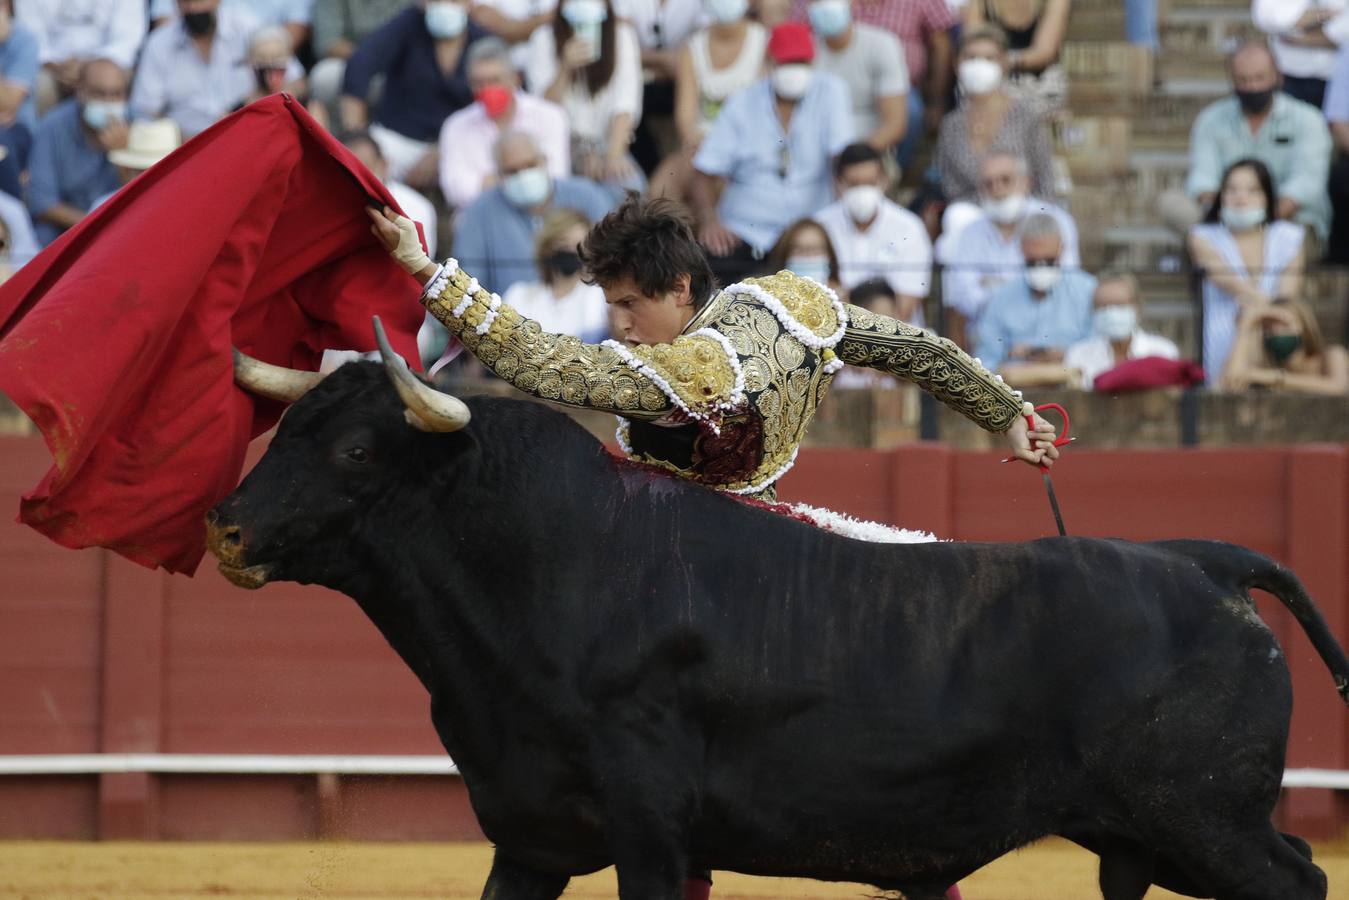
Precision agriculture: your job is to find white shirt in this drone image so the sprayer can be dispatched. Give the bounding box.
[1064,330,1180,389]
[16,0,147,69]
[524,21,643,144]
[1252,0,1349,80]
[438,91,571,210]
[389,181,437,257]
[501,278,611,343]
[815,197,931,327]
[618,0,705,53]
[474,0,558,70]
[0,189,40,268]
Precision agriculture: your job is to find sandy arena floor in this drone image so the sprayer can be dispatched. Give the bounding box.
[2,838,1347,899]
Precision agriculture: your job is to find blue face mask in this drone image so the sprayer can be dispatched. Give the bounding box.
[82,100,127,131]
[808,0,851,38]
[787,255,831,285]
[425,1,468,39]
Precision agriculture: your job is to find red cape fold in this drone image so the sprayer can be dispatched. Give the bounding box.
[0,94,426,574]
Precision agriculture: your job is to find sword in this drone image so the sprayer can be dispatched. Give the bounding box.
[1002,402,1073,537]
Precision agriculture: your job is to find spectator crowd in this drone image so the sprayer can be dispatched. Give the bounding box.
[0,0,1343,396]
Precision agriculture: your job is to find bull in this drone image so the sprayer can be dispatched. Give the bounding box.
[208,324,1349,900]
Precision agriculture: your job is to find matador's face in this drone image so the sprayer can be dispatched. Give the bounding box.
[602,273,696,348]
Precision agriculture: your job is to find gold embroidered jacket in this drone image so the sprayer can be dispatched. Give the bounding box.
[422,263,1023,498]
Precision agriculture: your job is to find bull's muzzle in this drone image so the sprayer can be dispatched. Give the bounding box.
[205,507,271,590]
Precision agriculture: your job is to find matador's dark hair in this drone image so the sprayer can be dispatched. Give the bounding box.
[579,194,718,308]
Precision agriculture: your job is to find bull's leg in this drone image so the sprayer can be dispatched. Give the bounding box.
[480,851,569,900]
[606,815,689,900]
[1096,838,1153,900]
[1161,823,1327,900]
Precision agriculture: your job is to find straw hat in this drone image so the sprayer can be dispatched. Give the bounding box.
[108,119,182,170]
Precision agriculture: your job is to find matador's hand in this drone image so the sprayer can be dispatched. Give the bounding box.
[1005,402,1060,469]
[366,205,431,275]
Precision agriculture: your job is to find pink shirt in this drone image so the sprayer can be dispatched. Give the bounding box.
[437,91,571,210]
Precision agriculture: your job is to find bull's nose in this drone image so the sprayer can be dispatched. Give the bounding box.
[204,509,246,566]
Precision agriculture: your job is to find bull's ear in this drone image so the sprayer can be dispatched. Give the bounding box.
[233,349,325,403]
[372,316,471,433]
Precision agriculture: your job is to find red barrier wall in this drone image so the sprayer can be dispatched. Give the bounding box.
[1,435,1346,840]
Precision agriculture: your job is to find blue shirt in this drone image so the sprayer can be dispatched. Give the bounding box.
[0,21,40,131]
[343,7,484,143]
[693,74,855,253]
[1185,92,1332,239]
[26,99,120,245]
[973,269,1097,370]
[1325,45,1349,125]
[452,177,616,295]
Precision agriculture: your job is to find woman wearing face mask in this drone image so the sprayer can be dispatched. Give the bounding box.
[935,26,1056,205]
[1188,158,1306,380]
[962,0,1071,116]
[500,209,611,343]
[648,0,765,202]
[1220,297,1349,395]
[525,0,646,199]
[763,218,844,294]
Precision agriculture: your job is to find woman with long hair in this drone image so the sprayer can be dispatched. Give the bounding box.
[1221,296,1349,394]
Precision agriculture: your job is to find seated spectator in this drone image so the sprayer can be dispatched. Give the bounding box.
[943,150,1079,331]
[1188,158,1305,381]
[1158,41,1332,245]
[132,0,302,140]
[815,141,932,325]
[1063,270,1179,390]
[342,129,438,255]
[647,0,766,203]
[762,216,845,294]
[27,58,127,246]
[452,129,614,295]
[1220,296,1349,395]
[973,213,1094,387]
[340,1,486,187]
[0,179,38,268]
[690,21,853,283]
[936,25,1056,204]
[94,117,183,208]
[16,0,145,115]
[234,25,319,122]
[831,277,899,388]
[1251,0,1348,109]
[1324,44,1349,263]
[807,0,910,153]
[962,0,1071,116]
[0,1,40,180]
[524,0,644,198]
[309,0,414,113]
[469,0,554,73]
[151,0,312,49]
[623,0,707,176]
[438,37,569,211]
[501,208,610,343]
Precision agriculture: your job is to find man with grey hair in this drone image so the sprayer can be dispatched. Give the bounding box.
[438,36,569,209]
[943,151,1080,339]
[973,211,1096,386]
[451,129,613,294]
[1065,268,1179,389]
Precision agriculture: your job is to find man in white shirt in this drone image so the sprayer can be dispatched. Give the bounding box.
[16,0,147,114]
[1064,269,1178,389]
[1251,0,1349,107]
[814,141,931,325]
[438,37,569,210]
[943,151,1079,330]
[132,0,299,138]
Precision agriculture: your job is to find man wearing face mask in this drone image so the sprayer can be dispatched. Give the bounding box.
[27,57,126,246]
[131,0,299,139]
[943,151,1079,332]
[451,129,614,294]
[690,21,854,284]
[438,37,570,210]
[807,0,910,154]
[1159,42,1332,245]
[815,142,931,325]
[972,213,1095,386]
[1063,271,1179,391]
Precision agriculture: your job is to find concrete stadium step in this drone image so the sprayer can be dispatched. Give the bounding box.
[1066,7,1126,43]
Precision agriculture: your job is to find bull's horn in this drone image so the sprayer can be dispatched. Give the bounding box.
[232,348,325,403]
[372,316,470,433]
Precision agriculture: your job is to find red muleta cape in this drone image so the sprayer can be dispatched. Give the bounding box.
[0,94,426,574]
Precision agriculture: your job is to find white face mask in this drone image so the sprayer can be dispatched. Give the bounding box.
[787,255,831,284]
[1024,265,1061,294]
[1221,205,1266,232]
[771,64,813,101]
[562,0,608,26]
[842,184,883,223]
[704,0,747,25]
[958,58,1003,96]
[425,1,468,39]
[1093,305,1137,340]
[502,166,551,207]
[982,192,1027,224]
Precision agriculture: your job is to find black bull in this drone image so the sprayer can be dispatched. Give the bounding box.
[207,362,1349,900]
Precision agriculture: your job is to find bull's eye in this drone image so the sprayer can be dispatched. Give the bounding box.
[344,447,370,464]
